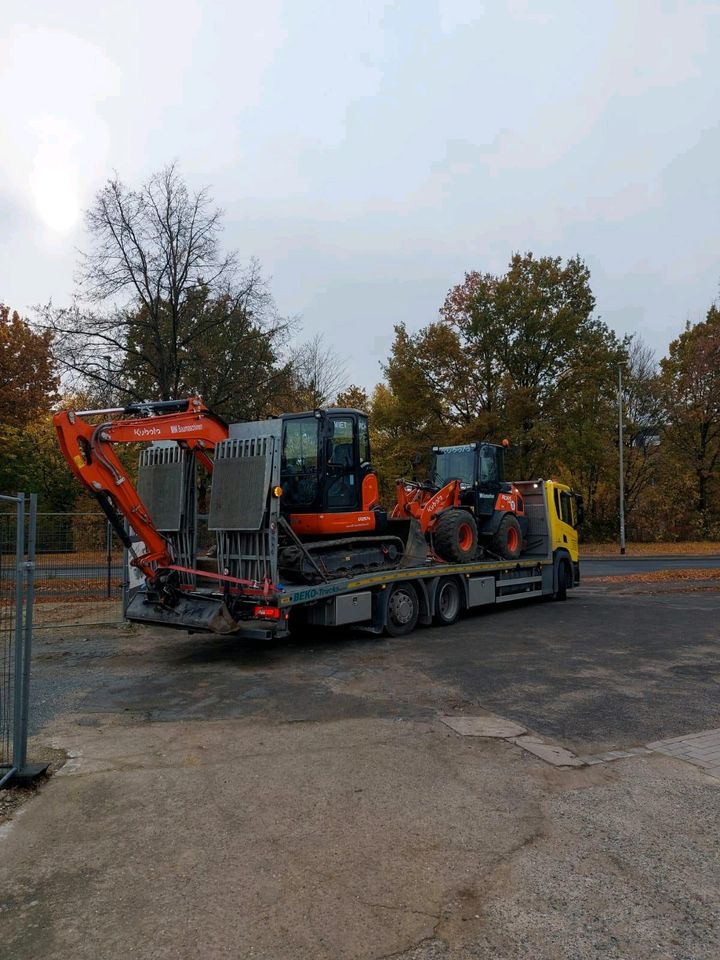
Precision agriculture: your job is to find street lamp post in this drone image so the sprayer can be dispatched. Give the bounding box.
[618,364,626,556]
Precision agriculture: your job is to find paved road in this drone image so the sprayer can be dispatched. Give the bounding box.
[582,554,720,577]
[27,555,720,581]
[27,581,720,751]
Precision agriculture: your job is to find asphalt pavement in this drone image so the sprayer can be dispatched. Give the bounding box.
[582,554,720,576]
[27,555,720,583]
[24,578,720,753]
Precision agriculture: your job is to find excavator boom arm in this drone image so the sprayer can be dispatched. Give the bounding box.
[53,397,229,581]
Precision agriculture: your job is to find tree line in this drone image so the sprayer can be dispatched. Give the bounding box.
[1,165,719,541]
[365,256,720,541]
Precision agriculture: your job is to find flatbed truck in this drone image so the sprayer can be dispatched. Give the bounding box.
[126,473,580,641]
[54,400,581,640]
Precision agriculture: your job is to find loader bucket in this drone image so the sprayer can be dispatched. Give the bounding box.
[393,517,430,568]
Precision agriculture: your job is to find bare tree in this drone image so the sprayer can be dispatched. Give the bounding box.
[286,333,348,409]
[41,163,290,417]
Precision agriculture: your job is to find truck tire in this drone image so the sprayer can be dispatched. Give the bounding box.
[385,583,419,636]
[492,514,522,560]
[555,560,568,601]
[434,577,462,625]
[434,510,477,563]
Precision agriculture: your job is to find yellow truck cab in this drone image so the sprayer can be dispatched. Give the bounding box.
[545,480,582,597]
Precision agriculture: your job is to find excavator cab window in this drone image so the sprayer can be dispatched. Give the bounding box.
[325,416,357,508]
[280,410,368,514]
[358,416,370,465]
[281,416,320,507]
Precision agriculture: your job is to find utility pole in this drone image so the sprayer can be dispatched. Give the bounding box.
[618,364,626,555]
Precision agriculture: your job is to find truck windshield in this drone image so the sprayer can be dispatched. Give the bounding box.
[431,447,475,486]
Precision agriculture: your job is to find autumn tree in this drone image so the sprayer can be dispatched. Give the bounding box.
[42,164,289,418]
[0,303,58,425]
[335,384,369,410]
[441,253,603,477]
[372,254,625,527]
[370,326,438,496]
[550,327,627,533]
[369,382,421,501]
[620,339,664,533]
[660,304,720,535]
[0,305,76,506]
[121,283,291,421]
[0,416,79,510]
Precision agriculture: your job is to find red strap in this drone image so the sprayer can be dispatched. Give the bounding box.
[167,564,279,595]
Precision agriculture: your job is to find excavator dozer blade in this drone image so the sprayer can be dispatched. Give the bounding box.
[125,590,241,635]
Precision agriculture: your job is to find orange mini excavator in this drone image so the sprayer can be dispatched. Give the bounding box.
[53,398,422,588]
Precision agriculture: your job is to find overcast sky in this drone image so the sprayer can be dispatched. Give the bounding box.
[1,1,719,389]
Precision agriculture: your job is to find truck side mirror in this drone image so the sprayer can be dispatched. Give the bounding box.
[574,495,585,528]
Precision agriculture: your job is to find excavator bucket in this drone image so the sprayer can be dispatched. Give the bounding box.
[125,590,242,634]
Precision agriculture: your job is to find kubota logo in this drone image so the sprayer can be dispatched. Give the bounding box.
[133,427,161,438]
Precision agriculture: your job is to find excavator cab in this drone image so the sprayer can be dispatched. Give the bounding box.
[276,408,411,581]
[279,409,379,536]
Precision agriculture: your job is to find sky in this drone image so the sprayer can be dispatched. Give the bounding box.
[1,0,719,390]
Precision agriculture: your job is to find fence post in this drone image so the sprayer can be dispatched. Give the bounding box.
[106,519,113,599]
[11,494,25,773]
[16,494,37,772]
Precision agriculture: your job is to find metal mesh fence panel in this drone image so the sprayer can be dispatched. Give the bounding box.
[32,513,125,626]
[1,493,38,785]
[0,503,19,782]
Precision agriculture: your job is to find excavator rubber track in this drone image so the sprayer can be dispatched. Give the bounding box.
[279,535,405,584]
[278,519,429,584]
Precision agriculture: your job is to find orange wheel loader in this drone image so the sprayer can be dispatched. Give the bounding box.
[392,441,527,562]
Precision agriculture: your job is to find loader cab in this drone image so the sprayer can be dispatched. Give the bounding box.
[430,442,506,518]
[279,408,374,517]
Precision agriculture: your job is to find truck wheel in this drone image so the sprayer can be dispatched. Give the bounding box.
[492,514,522,560]
[434,510,477,563]
[555,561,568,601]
[434,577,462,625]
[385,583,419,636]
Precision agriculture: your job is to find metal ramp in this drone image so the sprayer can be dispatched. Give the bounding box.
[137,444,197,585]
[209,422,282,585]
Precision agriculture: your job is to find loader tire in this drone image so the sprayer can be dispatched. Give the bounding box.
[492,514,523,560]
[434,509,477,563]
